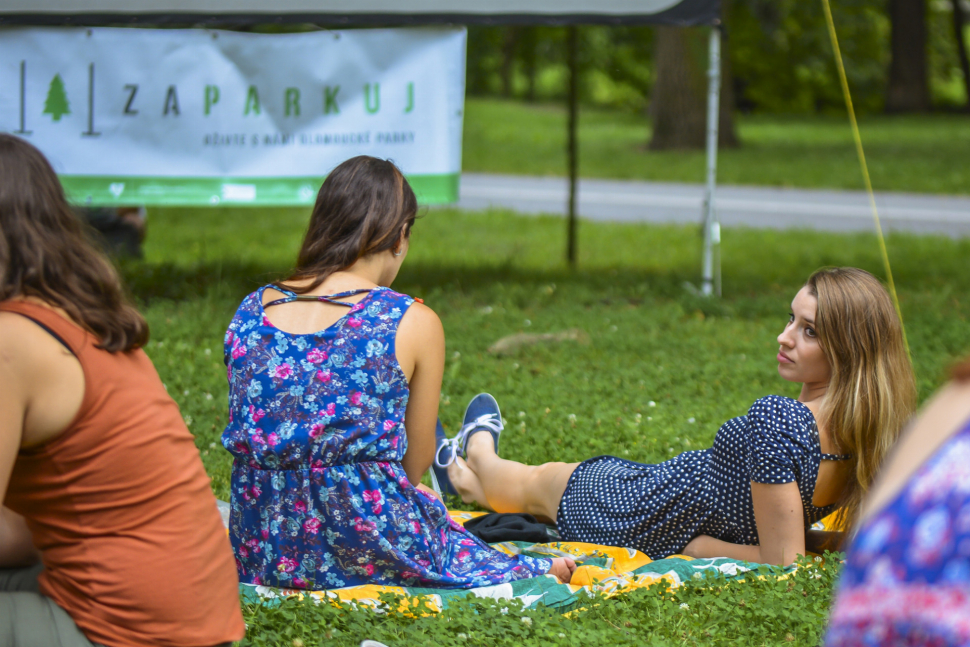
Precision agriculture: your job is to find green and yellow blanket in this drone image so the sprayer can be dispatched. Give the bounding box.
[240,510,836,612]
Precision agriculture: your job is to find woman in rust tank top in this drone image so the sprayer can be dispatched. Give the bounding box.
[0,134,244,646]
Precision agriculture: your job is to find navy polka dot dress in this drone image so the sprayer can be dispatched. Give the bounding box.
[556,395,847,559]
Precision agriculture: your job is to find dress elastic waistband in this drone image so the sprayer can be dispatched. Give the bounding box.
[240,460,398,472]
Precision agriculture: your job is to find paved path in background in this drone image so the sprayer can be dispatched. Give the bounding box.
[453,173,970,237]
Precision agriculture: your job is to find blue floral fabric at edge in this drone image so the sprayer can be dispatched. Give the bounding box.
[824,417,970,647]
[222,285,552,590]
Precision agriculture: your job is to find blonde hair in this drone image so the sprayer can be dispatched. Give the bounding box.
[807,267,916,532]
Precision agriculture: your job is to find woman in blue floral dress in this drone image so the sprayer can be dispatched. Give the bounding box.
[222,156,574,590]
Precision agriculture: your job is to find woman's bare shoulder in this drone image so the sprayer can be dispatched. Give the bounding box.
[0,311,51,355]
[394,300,444,372]
[0,310,75,370]
[398,301,443,342]
[0,312,70,404]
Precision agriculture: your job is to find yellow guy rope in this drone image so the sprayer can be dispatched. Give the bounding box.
[820,0,912,359]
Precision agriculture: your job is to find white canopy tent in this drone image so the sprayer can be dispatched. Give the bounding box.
[2,0,724,295]
[0,1,719,26]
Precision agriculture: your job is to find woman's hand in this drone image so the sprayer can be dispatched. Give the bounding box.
[548,557,577,584]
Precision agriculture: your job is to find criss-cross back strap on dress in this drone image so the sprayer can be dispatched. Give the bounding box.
[263,287,374,309]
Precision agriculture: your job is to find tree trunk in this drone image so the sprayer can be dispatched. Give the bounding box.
[951,0,970,110]
[649,26,738,150]
[649,27,705,149]
[886,0,931,112]
[522,27,539,103]
[500,27,520,98]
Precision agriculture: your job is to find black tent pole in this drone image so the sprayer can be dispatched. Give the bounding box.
[566,25,579,267]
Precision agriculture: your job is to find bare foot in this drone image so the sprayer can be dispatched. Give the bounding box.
[548,557,577,583]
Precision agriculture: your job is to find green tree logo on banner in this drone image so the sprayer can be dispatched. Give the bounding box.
[43,74,71,122]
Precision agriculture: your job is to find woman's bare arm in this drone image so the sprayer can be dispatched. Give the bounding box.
[682,481,806,566]
[395,303,445,485]
[0,508,39,568]
[0,316,37,567]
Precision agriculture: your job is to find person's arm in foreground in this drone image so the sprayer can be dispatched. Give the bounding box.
[682,481,806,566]
[0,508,38,568]
[395,302,446,486]
[0,315,39,568]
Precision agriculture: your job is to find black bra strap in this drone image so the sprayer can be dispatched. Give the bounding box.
[821,452,853,461]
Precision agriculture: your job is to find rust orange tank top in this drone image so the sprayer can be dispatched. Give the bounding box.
[0,301,244,647]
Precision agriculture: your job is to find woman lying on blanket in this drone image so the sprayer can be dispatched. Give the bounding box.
[221,155,576,590]
[0,134,244,647]
[436,267,917,567]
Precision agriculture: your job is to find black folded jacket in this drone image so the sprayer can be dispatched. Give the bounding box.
[463,513,553,544]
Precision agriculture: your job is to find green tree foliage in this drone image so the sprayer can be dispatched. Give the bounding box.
[465,1,965,114]
[729,0,888,113]
[466,26,653,112]
[928,5,970,107]
[43,74,71,122]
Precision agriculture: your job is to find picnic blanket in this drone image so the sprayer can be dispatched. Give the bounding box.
[238,510,839,613]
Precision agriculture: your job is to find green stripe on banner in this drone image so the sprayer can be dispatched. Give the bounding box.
[59,174,460,207]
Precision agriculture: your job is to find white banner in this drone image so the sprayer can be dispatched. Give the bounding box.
[0,27,467,205]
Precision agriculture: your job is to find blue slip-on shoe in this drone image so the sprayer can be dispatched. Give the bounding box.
[455,393,504,459]
[431,418,458,497]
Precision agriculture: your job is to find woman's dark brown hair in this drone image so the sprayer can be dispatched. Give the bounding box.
[280,156,417,293]
[0,134,148,352]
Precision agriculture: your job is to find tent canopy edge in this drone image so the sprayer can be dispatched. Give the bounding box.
[0,14,718,27]
[0,0,719,27]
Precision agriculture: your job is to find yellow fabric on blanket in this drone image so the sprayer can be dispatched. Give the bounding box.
[449,509,664,590]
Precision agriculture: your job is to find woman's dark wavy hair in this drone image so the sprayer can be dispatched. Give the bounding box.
[280,156,417,293]
[0,134,148,352]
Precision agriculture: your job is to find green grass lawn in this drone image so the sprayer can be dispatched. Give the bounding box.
[128,205,970,646]
[463,98,970,195]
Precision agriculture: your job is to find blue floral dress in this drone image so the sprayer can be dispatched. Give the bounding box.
[825,416,970,647]
[222,285,551,590]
